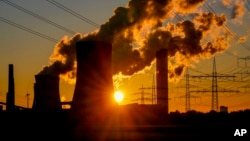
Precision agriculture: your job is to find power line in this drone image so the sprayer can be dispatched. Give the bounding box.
[0,17,58,43]
[247,0,250,11]
[189,67,209,76]
[202,33,237,58]
[169,10,184,21]
[203,1,216,13]
[190,57,239,111]
[204,1,250,51]
[223,24,250,51]
[246,3,250,12]
[1,0,76,34]
[45,0,99,28]
[224,50,238,58]
[186,67,190,112]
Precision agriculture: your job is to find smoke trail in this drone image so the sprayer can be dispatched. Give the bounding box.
[38,34,82,83]
[231,0,245,24]
[39,0,235,83]
[140,15,228,81]
[99,0,206,76]
[237,36,247,43]
[222,0,232,7]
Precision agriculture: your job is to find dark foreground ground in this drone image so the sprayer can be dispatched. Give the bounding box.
[0,109,250,141]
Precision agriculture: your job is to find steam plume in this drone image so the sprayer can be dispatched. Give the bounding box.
[222,0,232,7]
[39,0,236,83]
[237,36,247,43]
[38,34,82,83]
[231,0,245,24]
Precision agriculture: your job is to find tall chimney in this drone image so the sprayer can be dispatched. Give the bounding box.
[156,49,168,114]
[32,74,62,110]
[70,40,115,126]
[6,64,15,111]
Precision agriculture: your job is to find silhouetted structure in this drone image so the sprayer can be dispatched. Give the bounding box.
[32,74,62,110]
[6,64,15,111]
[156,49,168,114]
[220,106,228,113]
[190,57,237,112]
[70,40,115,138]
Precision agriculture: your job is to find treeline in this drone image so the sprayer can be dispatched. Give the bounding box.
[167,109,250,125]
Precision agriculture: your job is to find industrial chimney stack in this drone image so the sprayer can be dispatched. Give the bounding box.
[156,49,168,114]
[6,64,15,111]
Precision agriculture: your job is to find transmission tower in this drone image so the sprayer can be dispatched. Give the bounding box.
[233,70,250,81]
[174,94,201,112]
[152,74,156,104]
[237,56,250,67]
[135,75,157,105]
[237,84,250,93]
[235,55,250,92]
[138,84,153,104]
[140,84,145,104]
[25,93,30,108]
[186,67,190,112]
[174,68,200,112]
[190,57,238,111]
[211,58,219,111]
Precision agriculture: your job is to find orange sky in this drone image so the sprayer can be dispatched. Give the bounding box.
[0,0,250,113]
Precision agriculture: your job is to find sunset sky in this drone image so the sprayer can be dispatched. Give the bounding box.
[0,0,250,113]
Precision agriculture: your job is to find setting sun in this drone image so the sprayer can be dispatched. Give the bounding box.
[114,91,124,103]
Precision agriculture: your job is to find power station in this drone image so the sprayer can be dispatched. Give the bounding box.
[1,43,249,141]
[2,43,170,116]
[156,49,169,114]
[70,40,115,124]
[32,74,62,110]
[6,64,15,111]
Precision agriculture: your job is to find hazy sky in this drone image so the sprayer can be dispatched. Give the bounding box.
[0,0,250,113]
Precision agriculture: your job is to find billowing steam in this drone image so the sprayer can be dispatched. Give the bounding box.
[222,0,232,7]
[39,0,237,83]
[38,34,82,83]
[237,36,247,43]
[231,0,245,24]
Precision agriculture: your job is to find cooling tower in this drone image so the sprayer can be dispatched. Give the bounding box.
[156,49,168,114]
[70,40,115,125]
[32,74,62,110]
[6,64,15,111]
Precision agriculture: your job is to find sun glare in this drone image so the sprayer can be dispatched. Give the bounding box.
[114,91,124,103]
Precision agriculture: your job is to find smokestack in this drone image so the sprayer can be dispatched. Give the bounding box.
[6,64,15,111]
[156,49,168,114]
[70,40,115,126]
[32,74,62,110]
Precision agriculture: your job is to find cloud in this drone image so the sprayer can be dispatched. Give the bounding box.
[222,0,232,7]
[237,36,247,43]
[40,0,234,82]
[38,33,82,83]
[231,0,245,24]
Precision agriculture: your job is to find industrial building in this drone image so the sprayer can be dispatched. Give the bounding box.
[156,49,169,114]
[6,64,15,111]
[32,74,62,110]
[0,64,27,111]
[220,106,228,113]
[70,40,115,124]
[1,45,250,141]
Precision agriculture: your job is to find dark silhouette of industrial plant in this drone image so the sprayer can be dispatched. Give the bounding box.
[6,64,15,111]
[33,74,62,110]
[156,49,169,114]
[0,40,250,141]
